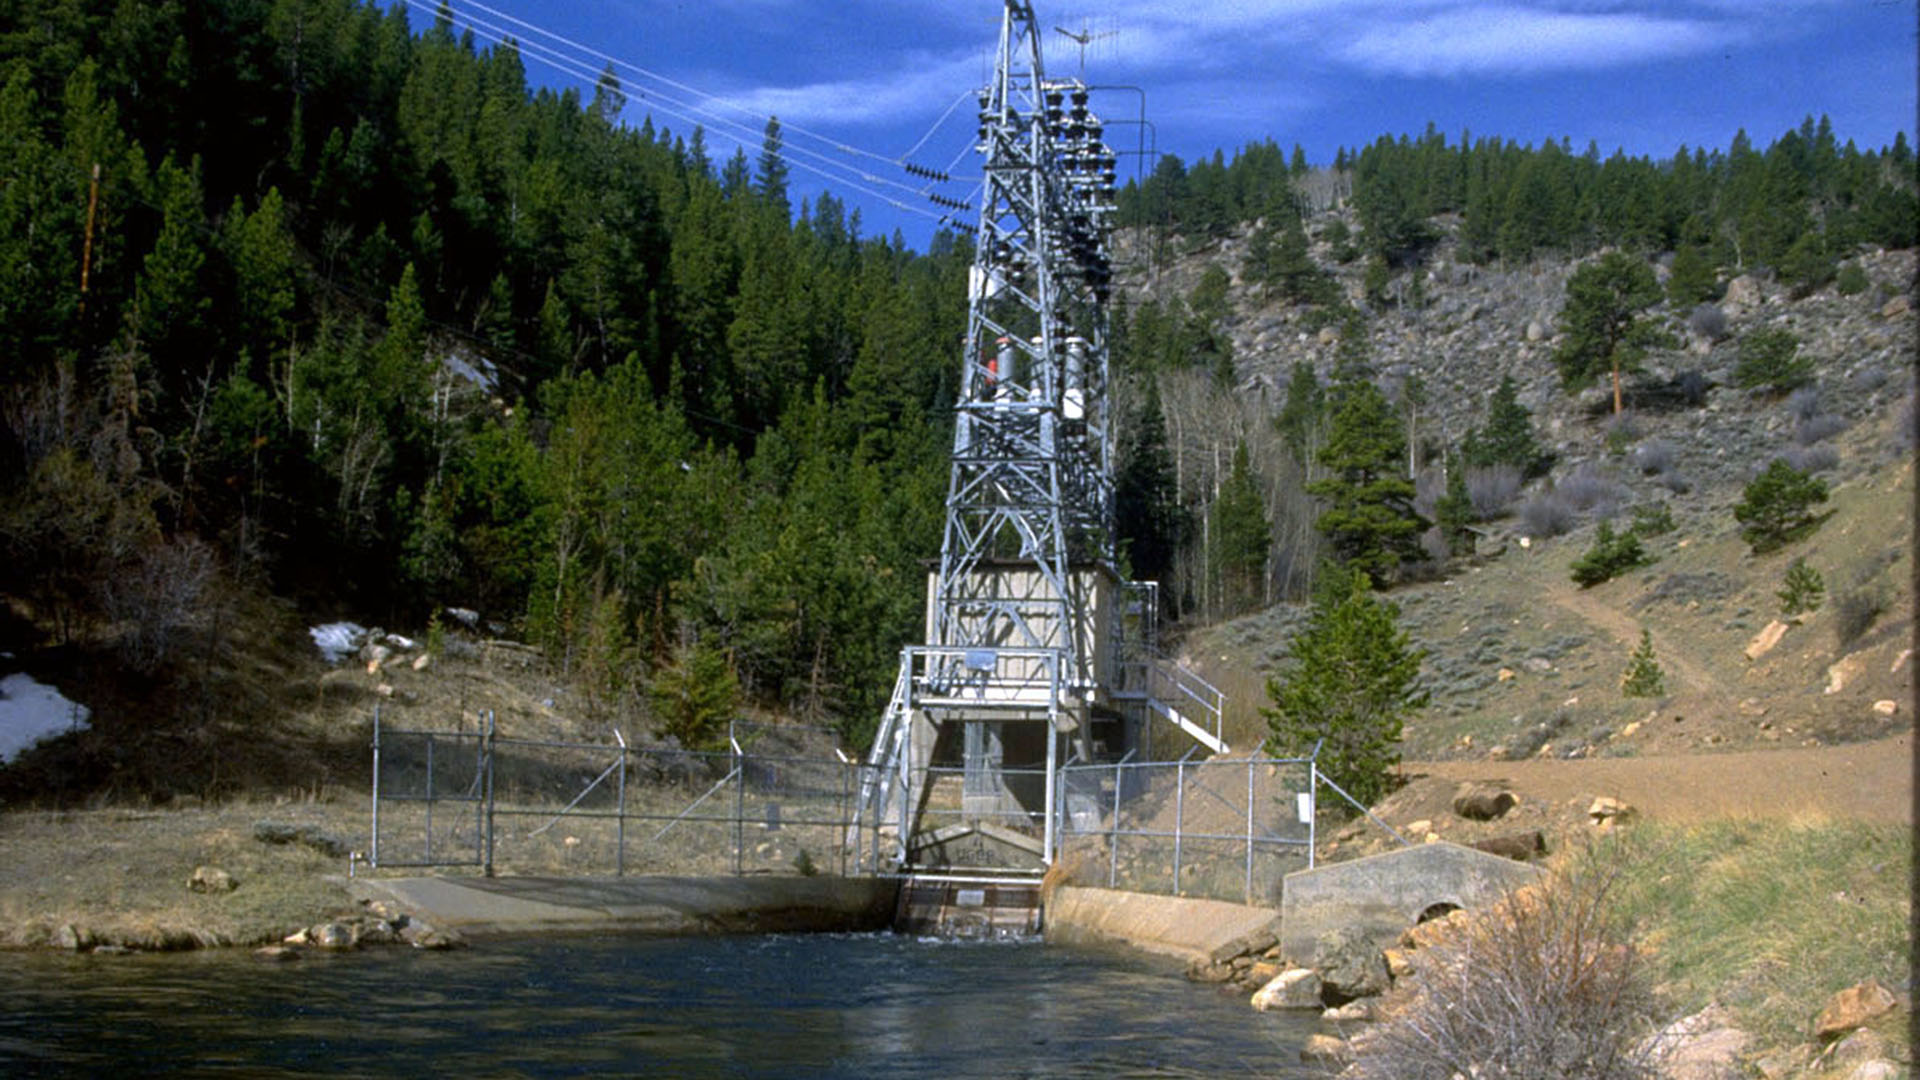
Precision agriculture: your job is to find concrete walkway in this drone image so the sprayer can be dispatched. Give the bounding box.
[345,874,900,937]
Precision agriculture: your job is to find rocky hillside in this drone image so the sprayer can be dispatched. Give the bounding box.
[1121,212,1916,763]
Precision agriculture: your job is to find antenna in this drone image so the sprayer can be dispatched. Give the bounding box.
[1053,22,1116,78]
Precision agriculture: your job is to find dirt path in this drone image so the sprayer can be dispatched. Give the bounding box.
[1545,576,1733,705]
[1402,730,1912,825]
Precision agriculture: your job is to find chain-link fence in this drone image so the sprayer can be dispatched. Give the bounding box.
[370,711,880,878]
[1053,753,1320,906]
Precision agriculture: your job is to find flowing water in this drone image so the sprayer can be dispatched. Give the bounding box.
[0,933,1327,1077]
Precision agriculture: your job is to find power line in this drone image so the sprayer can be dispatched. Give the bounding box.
[403,1,953,223]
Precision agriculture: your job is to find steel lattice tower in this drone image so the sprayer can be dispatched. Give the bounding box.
[930,0,1117,684]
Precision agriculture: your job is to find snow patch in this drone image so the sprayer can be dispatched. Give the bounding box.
[0,673,91,764]
[440,346,499,393]
[311,622,367,664]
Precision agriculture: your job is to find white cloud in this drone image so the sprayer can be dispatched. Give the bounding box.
[1337,6,1733,76]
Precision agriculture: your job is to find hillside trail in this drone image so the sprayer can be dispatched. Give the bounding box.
[1543,574,1733,705]
[1402,730,1911,825]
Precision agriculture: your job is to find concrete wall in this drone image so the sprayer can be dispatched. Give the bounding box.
[1278,842,1540,964]
[351,875,901,938]
[1043,885,1279,966]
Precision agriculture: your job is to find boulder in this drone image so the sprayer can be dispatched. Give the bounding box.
[1828,1028,1894,1070]
[52,924,92,951]
[308,922,357,949]
[1641,1004,1753,1080]
[188,866,237,893]
[1745,620,1790,660]
[1299,1033,1351,1066]
[252,945,301,962]
[399,920,466,950]
[1382,947,1415,979]
[1185,960,1236,984]
[1871,700,1898,717]
[1814,980,1897,1041]
[1452,783,1518,821]
[1250,968,1323,1012]
[1322,999,1376,1023]
[1313,926,1391,1003]
[1470,831,1546,862]
[1845,1061,1901,1080]
[1882,295,1911,320]
[1587,796,1636,827]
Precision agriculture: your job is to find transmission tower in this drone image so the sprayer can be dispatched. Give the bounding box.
[859,1,1222,889]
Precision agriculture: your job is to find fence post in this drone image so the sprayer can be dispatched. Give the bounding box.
[1245,753,1255,905]
[1173,756,1185,894]
[425,732,435,865]
[483,710,496,877]
[370,705,381,868]
[1108,758,1122,888]
[732,735,745,876]
[615,729,627,878]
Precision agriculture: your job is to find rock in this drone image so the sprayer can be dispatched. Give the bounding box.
[1299,1033,1351,1066]
[52,924,91,951]
[1251,968,1323,1011]
[1452,784,1518,821]
[90,945,130,956]
[188,866,237,893]
[1845,1061,1901,1080]
[1246,960,1283,986]
[1206,926,1278,966]
[1815,980,1897,1041]
[1882,295,1911,319]
[1405,819,1432,836]
[1620,720,1643,738]
[1745,620,1790,660]
[351,918,397,946]
[283,928,311,945]
[1828,1028,1893,1069]
[1470,831,1546,861]
[1752,1043,1815,1080]
[1313,926,1390,1003]
[1323,999,1376,1022]
[1318,327,1338,346]
[1186,960,1237,984]
[1401,908,1470,950]
[308,922,357,949]
[252,945,301,962]
[1523,656,1552,673]
[1871,699,1898,716]
[1724,275,1762,310]
[1526,319,1545,342]
[1382,947,1415,979]
[1587,796,1636,827]
[1826,654,1865,695]
[1497,667,1515,682]
[411,653,432,672]
[399,920,465,950]
[1641,1004,1754,1080]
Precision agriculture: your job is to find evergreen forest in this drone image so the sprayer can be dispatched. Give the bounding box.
[1,0,1913,755]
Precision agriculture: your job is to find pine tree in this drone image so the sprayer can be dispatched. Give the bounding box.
[1433,455,1475,556]
[1275,361,1325,463]
[1263,565,1427,807]
[1553,251,1667,414]
[1211,440,1269,614]
[1732,328,1810,392]
[1620,628,1665,698]
[649,634,739,750]
[1467,375,1548,477]
[1115,382,1187,590]
[1734,460,1830,553]
[1777,557,1825,617]
[1307,375,1423,585]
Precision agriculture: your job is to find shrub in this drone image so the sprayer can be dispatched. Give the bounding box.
[1621,629,1665,698]
[1686,303,1727,342]
[1601,412,1640,454]
[1778,445,1838,474]
[1785,385,1822,424]
[1792,413,1846,446]
[1834,585,1886,649]
[1347,863,1660,1080]
[1559,461,1626,517]
[1466,464,1523,519]
[1835,262,1870,296]
[1413,464,1445,520]
[1777,558,1824,617]
[1629,502,1675,537]
[1734,328,1812,392]
[1673,370,1711,408]
[1520,490,1576,538]
[1734,460,1831,554]
[1655,471,1692,495]
[1571,521,1655,588]
[1631,439,1675,476]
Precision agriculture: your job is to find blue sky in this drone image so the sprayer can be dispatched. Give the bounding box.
[425,0,1918,249]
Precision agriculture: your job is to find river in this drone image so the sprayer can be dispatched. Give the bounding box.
[0,932,1327,1077]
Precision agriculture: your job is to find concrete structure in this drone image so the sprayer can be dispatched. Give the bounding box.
[1277,842,1541,964]
[346,875,899,938]
[1043,885,1279,966]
